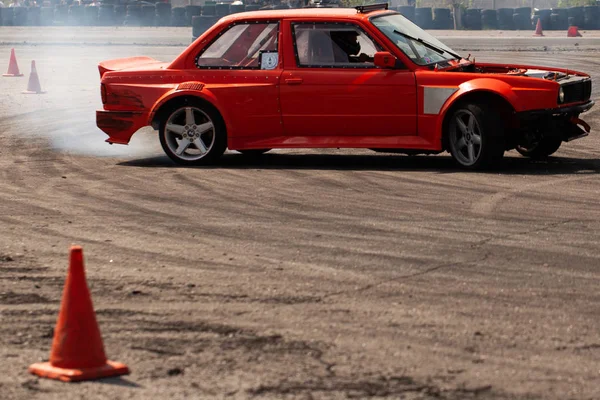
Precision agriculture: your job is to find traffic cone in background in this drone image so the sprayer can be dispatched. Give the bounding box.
[567,26,582,37]
[3,48,24,77]
[533,19,544,36]
[22,61,46,94]
[29,246,130,382]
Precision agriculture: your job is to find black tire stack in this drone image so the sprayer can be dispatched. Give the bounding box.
[171,7,186,27]
[155,3,171,27]
[98,5,115,26]
[481,9,497,29]
[85,5,99,26]
[230,4,245,14]
[513,7,531,30]
[2,7,13,26]
[550,8,568,30]
[215,3,230,17]
[40,6,54,26]
[125,4,141,26]
[567,6,584,28]
[464,8,481,30]
[432,7,452,29]
[114,4,126,26]
[397,5,415,22]
[497,8,514,30]
[414,7,432,29]
[185,5,202,26]
[68,5,83,26]
[533,8,551,31]
[141,5,155,27]
[584,5,599,29]
[192,14,217,41]
[27,6,41,26]
[13,6,28,26]
[54,5,68,25]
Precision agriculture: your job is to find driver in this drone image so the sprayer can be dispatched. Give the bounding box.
[330,30,373,63]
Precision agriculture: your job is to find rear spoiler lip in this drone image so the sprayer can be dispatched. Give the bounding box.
[98,56,163,79]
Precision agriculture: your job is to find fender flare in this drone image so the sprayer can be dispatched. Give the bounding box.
[436,78,521,139]
[148,82,224,129]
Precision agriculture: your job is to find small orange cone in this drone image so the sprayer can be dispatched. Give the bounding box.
[29,246,130,382]
[533,18,544,36]
[3,48,24,77]
[567,26,582,37]
[22,61,46,94]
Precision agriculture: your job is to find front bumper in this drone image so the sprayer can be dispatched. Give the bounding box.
[516,100,594,143]
[518,100,594,120]
[96,110,148,145]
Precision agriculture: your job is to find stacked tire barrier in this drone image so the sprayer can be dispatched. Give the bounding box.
[98,5,116,26]
[185,5,202,26]
[1,4,599,30]
[432,7,452,29]
[172,7,187,27]
[481,9,497,29]
[155,2,172,27]
[414,7,433,29]
[567,6,584,29]
[464,8,482,30]
[397,5,415,23]
[513,7,531,30]
[583,5,598,29]
[124,4,141,26]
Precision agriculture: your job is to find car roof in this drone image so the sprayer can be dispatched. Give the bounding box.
[221,8,395,23]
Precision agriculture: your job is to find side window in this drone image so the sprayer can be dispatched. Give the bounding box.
[196,22,279,70]
[292,23,381,68]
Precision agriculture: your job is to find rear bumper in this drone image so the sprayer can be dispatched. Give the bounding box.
[96,110,148,145]
[518,100,594,120]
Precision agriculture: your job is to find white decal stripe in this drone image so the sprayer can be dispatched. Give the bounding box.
[423,87,459,115]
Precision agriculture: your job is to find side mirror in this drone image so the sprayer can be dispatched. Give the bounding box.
[374,51,398,69]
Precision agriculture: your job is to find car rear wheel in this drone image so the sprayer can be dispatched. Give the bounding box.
[448,103,505,170]
[238,149,271,156]
[516,137,562,159]
[159,100,226,165]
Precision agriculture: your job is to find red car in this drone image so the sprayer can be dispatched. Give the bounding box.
[96,4,594,169]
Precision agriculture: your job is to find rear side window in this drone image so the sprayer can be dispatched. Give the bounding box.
[196,22,279,70]
[292,22,381,68]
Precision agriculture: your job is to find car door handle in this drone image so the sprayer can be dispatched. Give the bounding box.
[284,78,303,85]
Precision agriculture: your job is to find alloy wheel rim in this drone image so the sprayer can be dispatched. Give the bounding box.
[164,107,215,161]
[450,110,483,166]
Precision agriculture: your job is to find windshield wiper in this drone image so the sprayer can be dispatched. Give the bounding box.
[392,30,461,61]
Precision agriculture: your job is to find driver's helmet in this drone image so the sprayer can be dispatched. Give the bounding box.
[330,30,360,55]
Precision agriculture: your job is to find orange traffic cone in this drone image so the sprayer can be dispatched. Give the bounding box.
[533,18,544,36]
[22,61,46,94]
[29,246,129,382]
[3,48,24,77]
[567,26,582,37]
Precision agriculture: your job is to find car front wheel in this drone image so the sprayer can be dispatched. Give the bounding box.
[516,136,562,159]
[159,100,226,166]
[448,103,505,170]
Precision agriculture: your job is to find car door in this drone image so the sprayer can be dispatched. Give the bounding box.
[279,20,417,138]
[194,20,283,142]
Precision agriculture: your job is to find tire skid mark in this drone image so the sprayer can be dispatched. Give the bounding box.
[471,174,599,216]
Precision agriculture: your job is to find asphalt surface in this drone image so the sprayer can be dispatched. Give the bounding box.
[0,27,598,400]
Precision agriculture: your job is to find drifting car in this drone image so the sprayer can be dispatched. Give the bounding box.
[96,3,594,169]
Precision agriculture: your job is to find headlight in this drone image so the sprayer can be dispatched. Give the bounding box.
[558,87,565,103]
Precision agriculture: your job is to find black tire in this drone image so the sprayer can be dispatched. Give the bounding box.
[516,137,562,159]
[158,99,227,166]
[238,149,271,156]
[447,103,505,170]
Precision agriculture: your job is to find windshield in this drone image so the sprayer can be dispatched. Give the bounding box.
[370,13,460,65]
